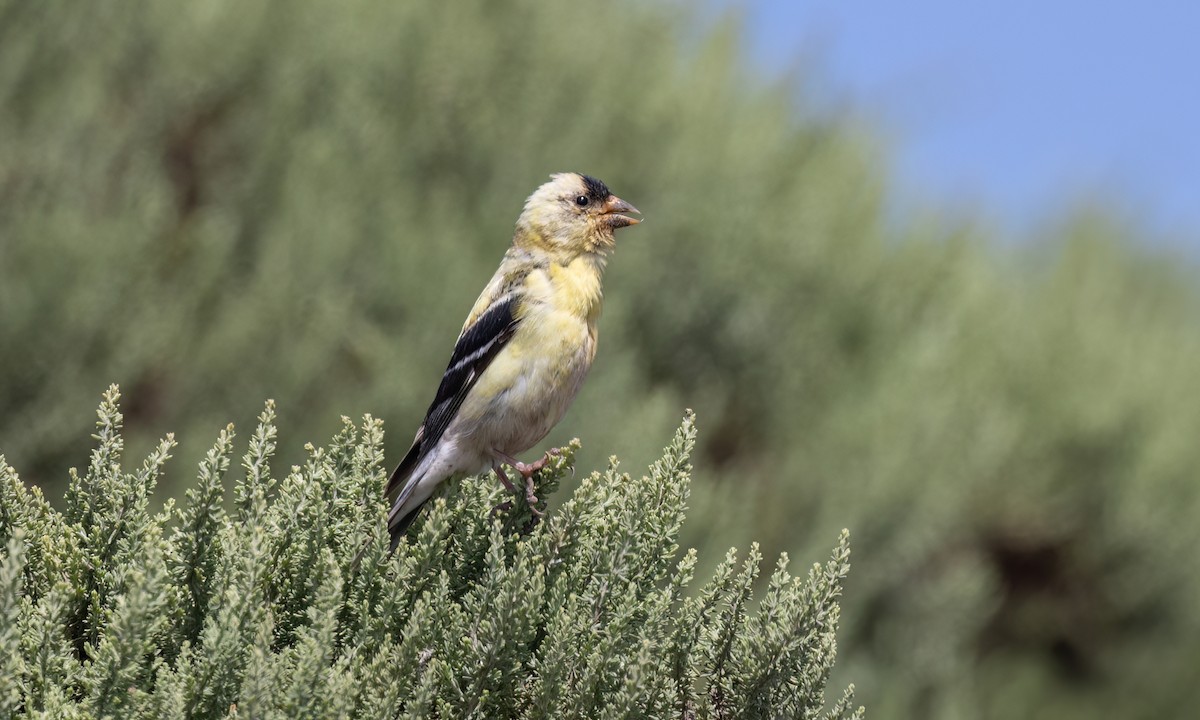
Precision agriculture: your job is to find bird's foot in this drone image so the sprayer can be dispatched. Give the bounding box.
[494,461,542,515]
[494,448,563,516]
[490,500,513,517]
[512,447,564,480]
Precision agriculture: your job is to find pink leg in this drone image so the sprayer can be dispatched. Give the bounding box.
[493,461,517,493]
[489,462,516,516]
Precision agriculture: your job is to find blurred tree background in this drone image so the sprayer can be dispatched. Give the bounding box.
[1,0,1198,718]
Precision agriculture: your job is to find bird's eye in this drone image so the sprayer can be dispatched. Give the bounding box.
[575,195,589,207]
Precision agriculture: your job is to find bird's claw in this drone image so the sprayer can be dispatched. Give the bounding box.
[524,474,545,516]
[491,500,513,517]
[514,447,564,479]
[513,460,542,480]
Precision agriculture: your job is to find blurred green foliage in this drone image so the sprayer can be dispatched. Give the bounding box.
[1,0,1198,718]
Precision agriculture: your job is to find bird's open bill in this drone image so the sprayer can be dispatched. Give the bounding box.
[603,196,641,228]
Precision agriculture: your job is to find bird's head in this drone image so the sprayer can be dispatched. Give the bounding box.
[514,173,640,257]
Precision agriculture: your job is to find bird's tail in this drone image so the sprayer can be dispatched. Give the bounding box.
[388,499,428,552]
[386,441,425,551]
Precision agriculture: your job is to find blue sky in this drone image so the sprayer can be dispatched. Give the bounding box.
[722,1,1199,245]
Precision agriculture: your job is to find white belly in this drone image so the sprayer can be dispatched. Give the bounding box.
[491,343,592,452]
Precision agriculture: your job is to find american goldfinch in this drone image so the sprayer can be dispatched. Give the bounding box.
[386,173,641,546]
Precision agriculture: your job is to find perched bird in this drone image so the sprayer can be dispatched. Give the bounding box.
[386,173,641,547]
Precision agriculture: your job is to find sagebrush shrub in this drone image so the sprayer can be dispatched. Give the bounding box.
[0,386,861,719]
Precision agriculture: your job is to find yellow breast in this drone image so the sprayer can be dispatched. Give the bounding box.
[457,256,604,448]
[547,255,605,323]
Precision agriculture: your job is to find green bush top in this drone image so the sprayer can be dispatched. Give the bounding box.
[0,387,861,719]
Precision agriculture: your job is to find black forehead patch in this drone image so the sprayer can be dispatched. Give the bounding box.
[581,174,611,201]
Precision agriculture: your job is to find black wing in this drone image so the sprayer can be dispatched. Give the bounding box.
[385,294,521,503]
